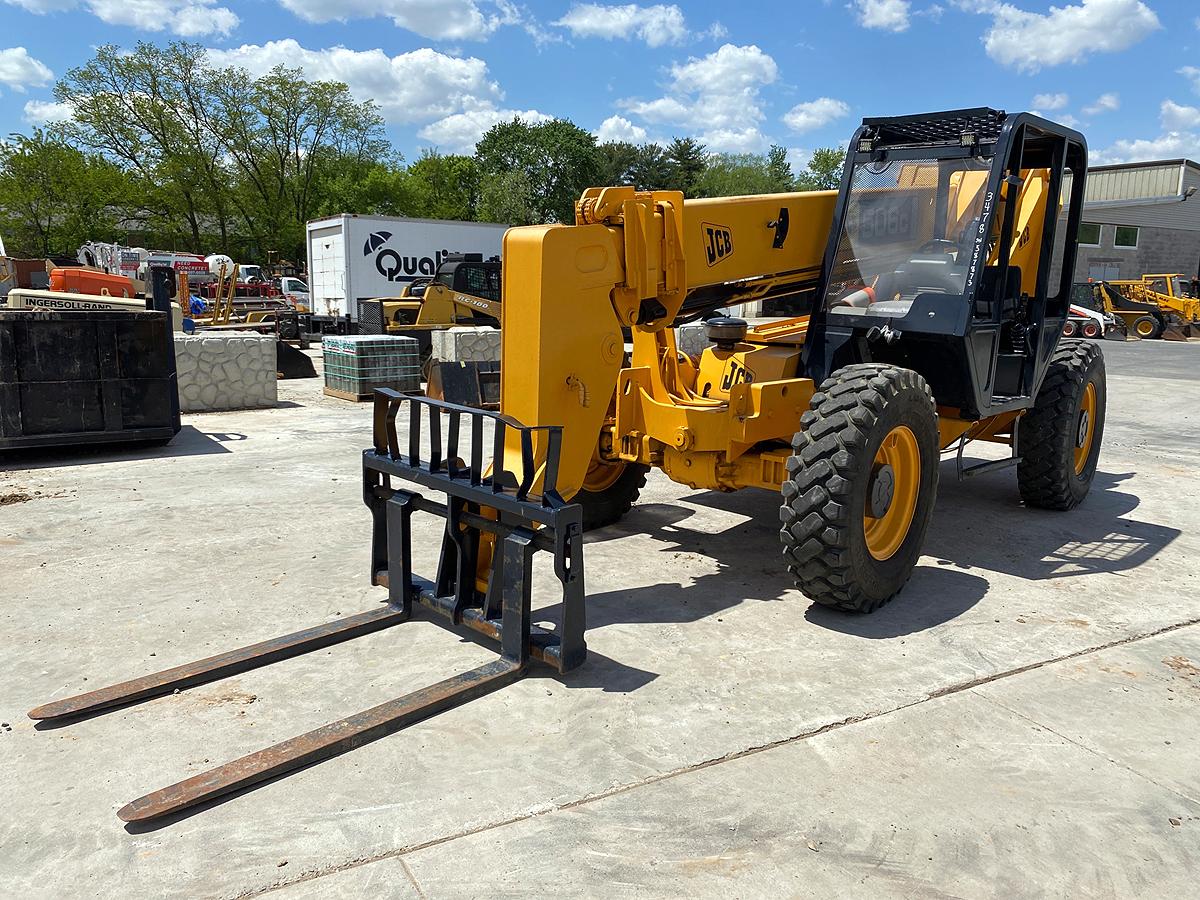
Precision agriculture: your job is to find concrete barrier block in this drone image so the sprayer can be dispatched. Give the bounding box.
[174,331,277,412]
[432,326,500,363]
[676,322,711,358]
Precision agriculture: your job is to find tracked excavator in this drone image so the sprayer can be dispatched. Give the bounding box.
[30,108,1107,822]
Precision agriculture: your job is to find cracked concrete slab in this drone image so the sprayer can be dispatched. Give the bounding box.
[284,642,1200,898]
[2,339,1198,898]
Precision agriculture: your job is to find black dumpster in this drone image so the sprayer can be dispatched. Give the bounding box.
[0,309,181,450]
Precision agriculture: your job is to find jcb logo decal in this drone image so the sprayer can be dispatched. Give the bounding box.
[703,222,733,266]
[720,359,754,390]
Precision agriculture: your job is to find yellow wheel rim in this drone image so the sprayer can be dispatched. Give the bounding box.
[1073,381,1097,475]
[1136,319,1155,336]
[864,425,921,562]
[583,456,624,492]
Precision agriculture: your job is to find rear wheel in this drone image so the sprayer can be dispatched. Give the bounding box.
[1062,320,1077,336]
[1131,314,1161,339]
[573,457,648,530]
[779,365,939,613]
[1018,339,1105,510]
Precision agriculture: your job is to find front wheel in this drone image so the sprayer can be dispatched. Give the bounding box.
[573,457,648,530]
[1131,314,1161,339]
[779,365,940,613]
[1018,339,1105,510]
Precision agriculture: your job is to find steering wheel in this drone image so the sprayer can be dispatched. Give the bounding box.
[917,238,958,254]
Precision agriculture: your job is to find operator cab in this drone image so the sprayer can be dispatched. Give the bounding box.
[804,108,1087,420]
[434,253,502,304]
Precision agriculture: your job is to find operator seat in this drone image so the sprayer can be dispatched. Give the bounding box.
[865,252,970,316]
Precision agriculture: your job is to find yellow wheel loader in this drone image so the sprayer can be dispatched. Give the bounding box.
[1100,274,1200,340]
[30,108,1107,822]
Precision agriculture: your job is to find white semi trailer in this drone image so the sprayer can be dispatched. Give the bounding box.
[305,214,508,320]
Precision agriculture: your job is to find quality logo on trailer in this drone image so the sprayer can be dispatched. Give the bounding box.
[363,230,458,283]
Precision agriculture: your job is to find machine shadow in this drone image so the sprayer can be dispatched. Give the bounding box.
[0,425,240,470]
[540,490,987,646]
[926,464,1180,580]
[569,461,1177,643]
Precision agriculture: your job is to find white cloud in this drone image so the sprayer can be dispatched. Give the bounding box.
[1180,66,1200,95]
[276,0,509,41]
[1160,99,1200,133]
[595,114,648,143]
[208,42,504,124]
[854,0,911,31]
[0,47,53,92]
[23,98,73,124]
[787,147,812,172]
[976,0,1160,72]
[555,3,691,46]
[1083,92,1119,115]
[1091,99,1200,164]
[418,107,552,153]
[4,0,239,36]
[209,40,551,153]
[619,43,778,151]
[1032,92,1069,111]
[783,97,850,133]
[1091,132,1200,165]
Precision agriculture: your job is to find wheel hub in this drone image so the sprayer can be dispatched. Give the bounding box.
[1076,409,1090,448]
[868,464,896,518]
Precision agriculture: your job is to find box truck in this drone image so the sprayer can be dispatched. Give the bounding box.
[306,214,508,320]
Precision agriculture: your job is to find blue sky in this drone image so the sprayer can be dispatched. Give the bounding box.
[1,0,1198,168]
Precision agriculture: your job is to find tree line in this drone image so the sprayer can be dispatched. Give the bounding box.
[0,41,846,264]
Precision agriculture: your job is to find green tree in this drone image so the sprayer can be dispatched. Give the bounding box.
[795,147,847,191]
[666,137,707,197]
[766,145,795,192]
[693,153,779,198]
[0,130,130,257]
[474,118,599,224]
[314,160,412,219]
[478,169,538,225]
[627,143,672,191]
[595,141,639,186]
[58,42,234,250]
[215,63,387,260]
[404,150,479,220]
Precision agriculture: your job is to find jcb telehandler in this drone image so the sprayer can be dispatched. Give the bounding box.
[30,109,1106,822]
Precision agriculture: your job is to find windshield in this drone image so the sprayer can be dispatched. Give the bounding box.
[825,155,994,317]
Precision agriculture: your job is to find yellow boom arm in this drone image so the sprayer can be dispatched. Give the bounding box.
[500,187,838,500]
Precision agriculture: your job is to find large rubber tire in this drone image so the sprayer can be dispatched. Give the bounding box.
[779,365,939,613]
[1131,314,1161,339]
[574,461,648,531]
[1018,339,1106,511]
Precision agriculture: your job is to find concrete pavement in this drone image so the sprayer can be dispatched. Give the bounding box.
[2,337,1198,898]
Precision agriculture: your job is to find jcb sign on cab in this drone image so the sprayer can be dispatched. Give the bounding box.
[703,223,733,266]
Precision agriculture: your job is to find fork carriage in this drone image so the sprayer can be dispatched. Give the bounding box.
[29,389,580,822]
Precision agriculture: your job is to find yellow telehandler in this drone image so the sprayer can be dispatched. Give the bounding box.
[31,108,1106,822]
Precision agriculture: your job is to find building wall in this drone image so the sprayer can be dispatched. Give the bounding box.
[1047,214,1200,288]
